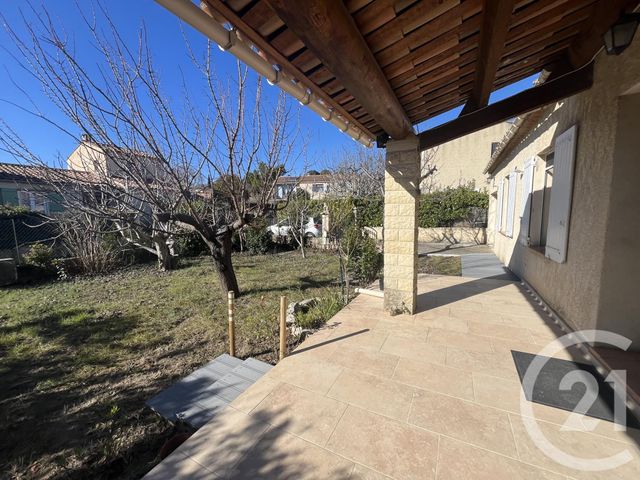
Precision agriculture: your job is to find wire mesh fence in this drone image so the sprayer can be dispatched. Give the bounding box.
[0,214,60,264]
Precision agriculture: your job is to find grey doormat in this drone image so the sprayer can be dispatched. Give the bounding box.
[512,351,640,429]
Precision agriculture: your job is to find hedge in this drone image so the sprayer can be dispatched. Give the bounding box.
[418,186,488,228]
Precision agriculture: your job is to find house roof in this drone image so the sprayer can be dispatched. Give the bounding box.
[275,174,332,185]
[193,0,636,143]
[0,162,98,185]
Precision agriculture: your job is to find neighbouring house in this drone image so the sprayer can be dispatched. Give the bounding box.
[486,35,640,350]
[0,162,68,214]
[67,133,163,182]
[274,174,331,200]
[420,121,511,192]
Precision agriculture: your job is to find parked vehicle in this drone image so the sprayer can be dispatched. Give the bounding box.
[267,217,321,239]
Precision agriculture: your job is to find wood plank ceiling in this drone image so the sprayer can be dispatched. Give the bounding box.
[203,0,636,139]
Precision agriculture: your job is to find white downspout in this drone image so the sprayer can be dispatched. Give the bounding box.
[154,0,374,147]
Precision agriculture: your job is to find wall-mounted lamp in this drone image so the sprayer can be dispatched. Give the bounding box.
[603,13,640,55]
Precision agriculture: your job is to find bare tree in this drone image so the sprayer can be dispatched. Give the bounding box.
[0,4,302,294]
[329,149,384,198]
[278,188,316,258]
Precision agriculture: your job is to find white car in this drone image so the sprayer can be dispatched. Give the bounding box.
[267,217,321,238]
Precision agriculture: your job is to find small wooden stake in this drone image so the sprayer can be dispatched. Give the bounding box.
[279,295,287,361]
[228,291,236,357]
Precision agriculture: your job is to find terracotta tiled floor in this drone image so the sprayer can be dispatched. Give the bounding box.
[145,274,640,479]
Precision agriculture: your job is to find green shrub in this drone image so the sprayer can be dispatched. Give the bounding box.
[296,290,344,330]
[349,233,382,285]
[174,231,208,257]
[23,243,55,271]
[244,222,274,255]
[354,197,383,227]
[418,185,489,228]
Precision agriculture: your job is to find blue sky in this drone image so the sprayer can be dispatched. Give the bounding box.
[0,1,537,173]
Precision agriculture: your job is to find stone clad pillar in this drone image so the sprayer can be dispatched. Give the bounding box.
[384,136,419,315]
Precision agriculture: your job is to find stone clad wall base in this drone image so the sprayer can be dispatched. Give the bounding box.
[383,137,419,315]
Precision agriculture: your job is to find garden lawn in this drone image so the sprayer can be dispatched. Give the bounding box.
[0,251,340,480]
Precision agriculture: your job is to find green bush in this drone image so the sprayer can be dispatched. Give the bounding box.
[23,243,55,271]
[244,221,274,255]
[174,231,208,257]
[296,290,344,330]
[354,197,383,227]
[349,233,383,285]
[418,185,488,228]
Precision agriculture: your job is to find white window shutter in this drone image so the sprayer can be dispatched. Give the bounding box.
[505,172,517,237]
[546,125,578,263]
[495,180,504,232]
[519,159,535,245]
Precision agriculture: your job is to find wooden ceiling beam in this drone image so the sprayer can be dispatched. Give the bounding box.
[200,0,374,139]
[267,0,413,139]
[418,61,594,151]
[461,0,515,114]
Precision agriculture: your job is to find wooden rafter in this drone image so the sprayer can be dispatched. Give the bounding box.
[418,61,594,152]
[200,0,375,140]
[266,0,413,140]
[461,0,515,114]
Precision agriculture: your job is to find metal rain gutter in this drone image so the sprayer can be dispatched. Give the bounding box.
[155,0,374,147]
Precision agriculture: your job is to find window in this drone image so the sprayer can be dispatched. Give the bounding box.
[18,190,50,214]
[528,125,577,263]
[312,183,325,193]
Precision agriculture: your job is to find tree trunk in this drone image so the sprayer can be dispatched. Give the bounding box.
[209,230,240,296]
[154,236,175,271]
[299,236,306,259]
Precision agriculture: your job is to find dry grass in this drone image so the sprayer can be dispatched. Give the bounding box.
[418,255,462,276]
[0,251,340,479]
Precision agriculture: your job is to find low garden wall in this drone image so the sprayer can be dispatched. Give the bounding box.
[367,226,486,245]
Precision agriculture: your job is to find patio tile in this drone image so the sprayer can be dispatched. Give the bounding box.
[392,357,474,400]
[349,464,393,479]
[468,320,534,343]
[509,413,640,479]
[326,406,439,480]
[445,347,518,380]
[230,375,280,414]
[436,436,565,480]
[416,316,469,333]
[176,406,270,476]
[267,353,343,394]
[327,345,400,379]
[327,369,415,421]
[229,428,355,479]
[380,335,447,365]
[578,417,640,445]
[144,450,212,480]
[472,373,577,426]
[489,338,579,361]
[372,319,429,341]
[427,328,494,353]
[408,389,517,457]
[327,329,389,352]
[249,382,347,446]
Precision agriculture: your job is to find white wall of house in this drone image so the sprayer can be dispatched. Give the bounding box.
[487,36,640,349]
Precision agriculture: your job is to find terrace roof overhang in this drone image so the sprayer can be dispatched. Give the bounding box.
[156,0,640,151]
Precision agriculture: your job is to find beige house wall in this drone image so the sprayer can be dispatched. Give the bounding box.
[421,122,511,192]
[67,142,109,174]
[487,36,640,349]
